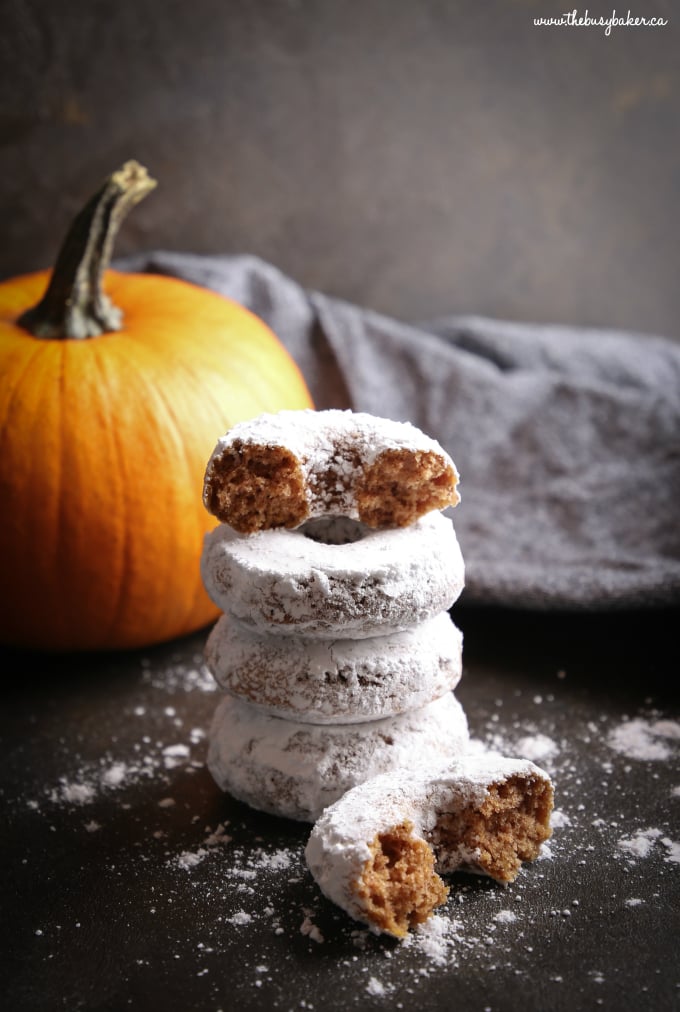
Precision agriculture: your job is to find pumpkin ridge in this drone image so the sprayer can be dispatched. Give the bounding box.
[54,344,67,609]
[0,340,45,439]
[91,345,133,643]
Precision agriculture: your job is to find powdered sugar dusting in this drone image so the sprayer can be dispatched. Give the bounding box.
[616,828,680,866]
[617,828,662,860]
[52,781,97,805]
[141,654,216,694]
[366,976,390,996]
[228,911,253,926]
[494,909,518,924]
[661,838,680,864]
[606,717,680,761]
[404,914,464,967]
[513,733,559,762]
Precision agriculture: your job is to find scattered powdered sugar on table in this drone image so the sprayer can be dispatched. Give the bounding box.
[476,726,560,769]
[494,910,518,924]
[12,630,679,1005]
[37,739,205,811]
[512,733,559,762]
[617,828,662,860]
[403,914,464,967]
[366,976,390,997]
[52,781,97,805]
[141,653,216,694]
[45,762,152,807]
[661,839,680,864]
[606,717,680,761]
[228,911,253,927]
[23,652,216,814]
[616,827,679,866]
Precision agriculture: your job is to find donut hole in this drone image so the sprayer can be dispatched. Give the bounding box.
[300,516,368,545]
[356,821,449,938]
[206,443,308,532]
[428,773,554,883]
[357,449,459,528]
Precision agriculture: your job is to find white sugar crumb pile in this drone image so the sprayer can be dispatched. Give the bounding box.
[494,909,518,924]
[606,717,680,761]
[477,727,560,767]
[513,733,559,762]
[617,829,680,866]
[228,911,253,927]
[403,914,465,967]
[141,653,216,694]
[366,976,391,997]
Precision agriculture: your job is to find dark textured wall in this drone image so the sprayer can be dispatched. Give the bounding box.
[1,0,678,337]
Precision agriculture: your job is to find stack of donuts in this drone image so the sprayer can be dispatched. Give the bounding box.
[199,408,469,822]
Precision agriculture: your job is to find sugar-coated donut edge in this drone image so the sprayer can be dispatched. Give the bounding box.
[200,511,465,640]
[204,611,463,724]
[206,693,470,822]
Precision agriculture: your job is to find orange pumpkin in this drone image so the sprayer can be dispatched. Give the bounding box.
[0,161,313,652]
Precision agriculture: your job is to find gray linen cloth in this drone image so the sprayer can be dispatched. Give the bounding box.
[119,251,680,611]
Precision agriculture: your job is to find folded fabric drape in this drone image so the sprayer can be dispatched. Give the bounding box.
[118,251,680,611]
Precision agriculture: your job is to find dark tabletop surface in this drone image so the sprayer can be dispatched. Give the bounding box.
[2,605,678,1012]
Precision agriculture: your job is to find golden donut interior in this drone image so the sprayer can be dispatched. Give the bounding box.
[357,449,459,528]
[355,773,554,937]
[205,442,459,532]
[205,443,308,532]
[355,821,449,939]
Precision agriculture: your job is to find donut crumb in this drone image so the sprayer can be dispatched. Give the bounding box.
[357,449,459,528]
[429,773,554,883]
[355,821,449,938]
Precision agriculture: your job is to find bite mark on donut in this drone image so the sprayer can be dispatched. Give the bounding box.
[308,447,365,516]
[205,442,308,532]
[355,821,449,939]
[357,449,460,528]
[428,772,554,883]
[353,773,553,936]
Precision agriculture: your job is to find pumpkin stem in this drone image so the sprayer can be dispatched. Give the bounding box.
[18,160,157,340]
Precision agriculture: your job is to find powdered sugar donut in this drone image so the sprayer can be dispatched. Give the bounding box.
[305,755,554,937]
[204,612,463,724]
[203,408,460,533]
[200,511,465,639]
[207,692,470,822]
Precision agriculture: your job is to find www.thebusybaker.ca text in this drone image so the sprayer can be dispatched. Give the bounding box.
[533,9,668,36]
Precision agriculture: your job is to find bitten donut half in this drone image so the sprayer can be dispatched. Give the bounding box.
[203,408,460,532]
[305,755,554,938]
